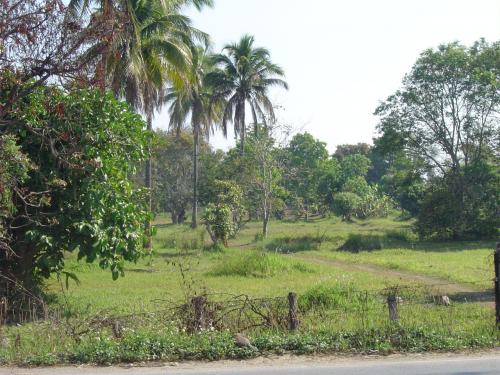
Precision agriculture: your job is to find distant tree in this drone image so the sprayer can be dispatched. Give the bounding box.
[207,34,288,152]
[376,40,500,238]
[376,40,499,175]
[165,47,219,228]
[380,155,426,216]
[317,158,342,213]
[371,132,427,216]
[198,149,226,206]
[284,133,329,220]
[334,143,371,160]
[339,154,371,186]
[0,0,99,97]
[240,129,283,237]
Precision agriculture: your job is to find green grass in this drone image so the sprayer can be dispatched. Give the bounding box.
[208,251,314,277]
[1,213,497,365]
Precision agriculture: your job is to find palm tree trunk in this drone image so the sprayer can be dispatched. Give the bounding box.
[145,113,153,251]
[240,99,246,154]
[96,0,112,91]
[191,127,199,229]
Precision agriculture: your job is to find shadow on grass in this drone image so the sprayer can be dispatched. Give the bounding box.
[266,234,339,253]
[448,291,495,303]
[337,232,496,253]
[157,250,199,259]
[411,241,497,252]
[127,268,159,273]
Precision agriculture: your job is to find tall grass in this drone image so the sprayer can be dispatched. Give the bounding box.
[208,251,314,278]
[299,282,376,311]
[161,228,206,252]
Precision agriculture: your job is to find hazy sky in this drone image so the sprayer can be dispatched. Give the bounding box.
[153,0,500,153]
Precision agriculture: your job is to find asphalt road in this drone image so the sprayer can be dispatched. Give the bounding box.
[2,355,500,375]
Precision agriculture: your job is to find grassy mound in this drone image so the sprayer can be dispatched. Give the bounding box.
[208,251,314,278]
[299,282,375,311]
[265,234,332,253]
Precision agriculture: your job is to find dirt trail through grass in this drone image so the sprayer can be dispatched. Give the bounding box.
[293,254,492,300]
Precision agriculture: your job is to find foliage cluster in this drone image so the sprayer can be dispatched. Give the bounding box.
[203,181,245,246]
[0,74,151,287]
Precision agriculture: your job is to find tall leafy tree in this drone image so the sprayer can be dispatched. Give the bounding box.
[240,129,283,237]
[165,47,219,228]
[151,130,211,224]
[207,34,288,152]
[376,40,499,175]
[376,40,500,239]
[284,133,329,220]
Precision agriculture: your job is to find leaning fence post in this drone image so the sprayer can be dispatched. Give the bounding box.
[494,243,500,328]
[387,294,399,322]
[288,292,299,331]
[191,296,207,331]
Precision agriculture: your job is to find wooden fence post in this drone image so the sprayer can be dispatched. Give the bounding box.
[288,292,299,331]
[387,295,399,322]
[191,296,207,331]
[494,243,500,328]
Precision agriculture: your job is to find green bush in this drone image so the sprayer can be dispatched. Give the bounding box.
[204,242,226,253]
[208,251,313,278]
[339,233,383,252]
[0,76,152,286]
[203,181,245,246]
[416,163,499,240]
[332,192,361,221]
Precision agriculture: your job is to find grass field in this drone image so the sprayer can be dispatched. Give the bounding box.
[0,213,498,365]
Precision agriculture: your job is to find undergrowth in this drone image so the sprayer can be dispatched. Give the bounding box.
[1,326,497,366]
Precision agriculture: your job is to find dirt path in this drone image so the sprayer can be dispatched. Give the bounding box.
[293,254,492,299]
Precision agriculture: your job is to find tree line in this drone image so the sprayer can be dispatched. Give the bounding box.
[151,40,499,245]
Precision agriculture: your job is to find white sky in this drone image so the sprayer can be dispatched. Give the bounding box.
[153,0,500,153]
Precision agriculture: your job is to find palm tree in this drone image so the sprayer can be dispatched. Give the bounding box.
[68,0,212,247]
[68,0,212,94]
[207,34,288,153]
[165,47,220,228]
[110,0,211,246]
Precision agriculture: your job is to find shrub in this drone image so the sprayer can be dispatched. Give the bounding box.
[339,233,383,252]
[203,181,245,246]
[332,192,361,221]
[0,78,152,292]
[204,242,225,253]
